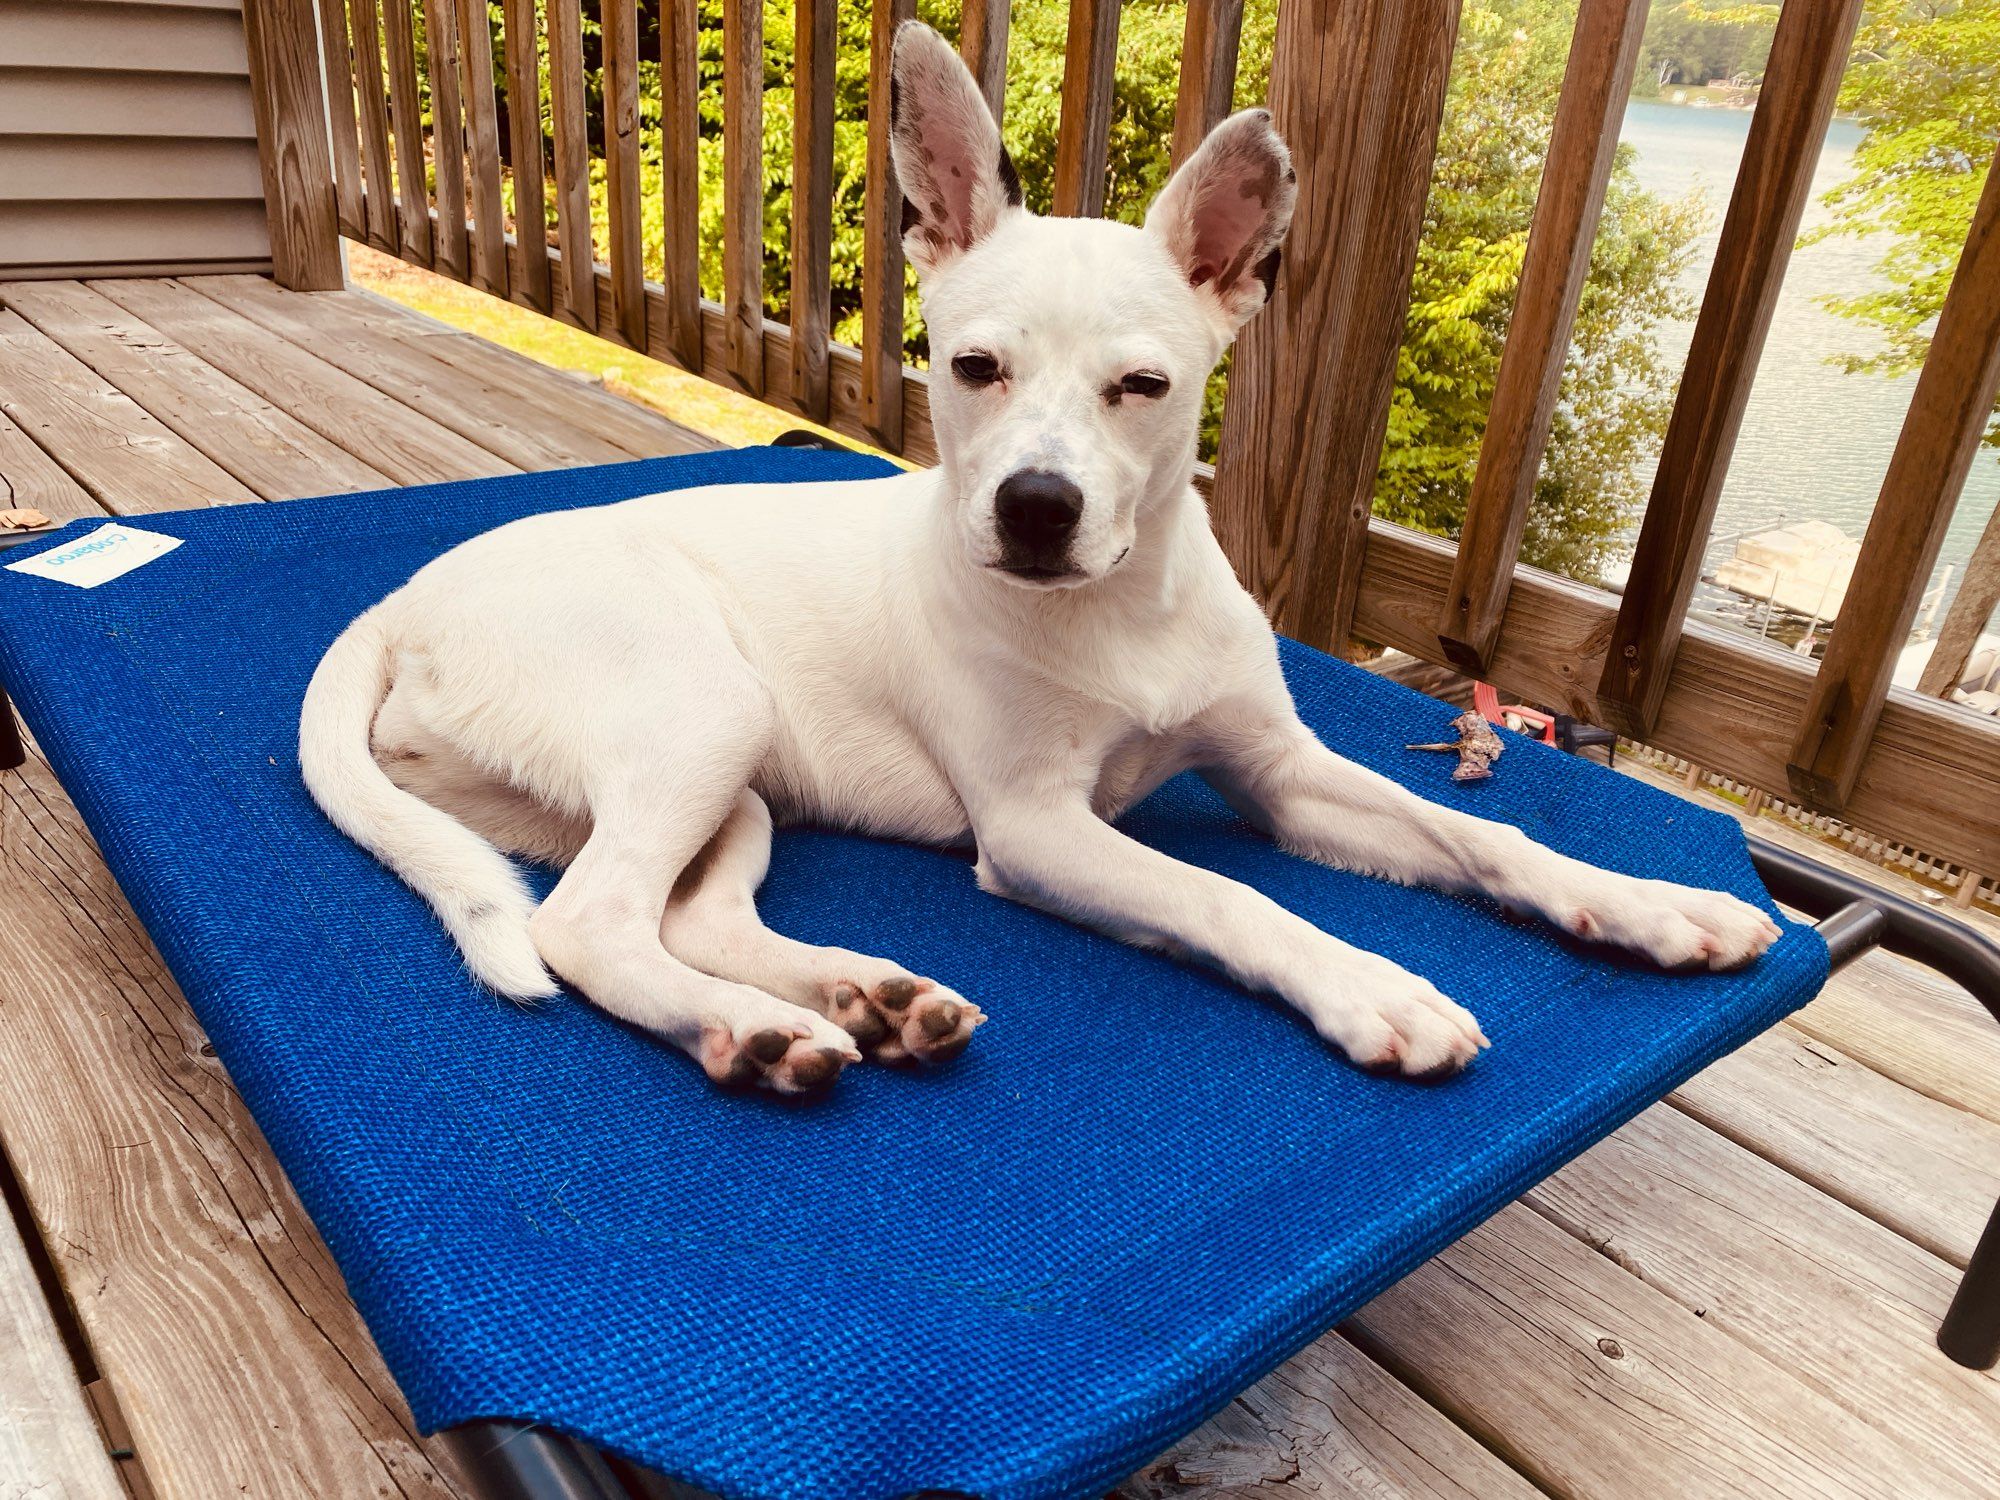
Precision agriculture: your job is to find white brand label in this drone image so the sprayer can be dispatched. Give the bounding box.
[5,524,184,588]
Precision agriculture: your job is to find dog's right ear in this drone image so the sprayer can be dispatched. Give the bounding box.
[889,21,1023,277]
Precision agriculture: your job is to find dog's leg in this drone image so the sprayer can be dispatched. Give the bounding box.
[1200,707,1782,971]
[527,695,861,1096]
[660,790,985,1064]
[974,798,1487,1077]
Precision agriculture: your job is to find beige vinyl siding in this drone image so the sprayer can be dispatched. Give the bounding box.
[0,0,272,279]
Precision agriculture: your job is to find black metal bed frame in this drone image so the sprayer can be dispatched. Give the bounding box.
[1,512,1994,1498]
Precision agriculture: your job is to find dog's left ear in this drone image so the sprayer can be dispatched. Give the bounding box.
[1145,109,1296,335]
[889,21,1023,277]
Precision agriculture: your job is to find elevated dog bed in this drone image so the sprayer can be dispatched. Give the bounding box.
[0,448,1828,1499]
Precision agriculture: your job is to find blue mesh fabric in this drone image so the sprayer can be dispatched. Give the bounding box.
[0,448,1826,1499]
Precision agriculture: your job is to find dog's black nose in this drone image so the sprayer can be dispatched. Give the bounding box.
[995,470,1083,554]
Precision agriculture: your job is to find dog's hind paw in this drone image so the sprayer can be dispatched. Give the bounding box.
[699,1012,860,1097]
[827,975,985,1066]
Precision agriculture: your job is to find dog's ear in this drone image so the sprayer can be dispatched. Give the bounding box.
[889,21,1022,276]
[1144,109,1296,335]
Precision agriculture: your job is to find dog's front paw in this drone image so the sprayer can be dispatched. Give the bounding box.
[1305,959,1488,1080]
[827,975,986,1065]
[1562,878,1782,971]
[699,1009,861,1097]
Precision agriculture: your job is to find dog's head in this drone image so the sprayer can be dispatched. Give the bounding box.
[890,21,1294,589]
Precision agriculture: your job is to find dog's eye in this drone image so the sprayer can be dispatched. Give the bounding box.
[1119,372,1170,400]
[951,352,1003,386]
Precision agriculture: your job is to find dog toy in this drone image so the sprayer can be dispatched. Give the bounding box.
[1406,710,1505,782]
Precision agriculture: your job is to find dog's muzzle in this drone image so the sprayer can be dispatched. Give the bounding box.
[993,469,1083,581]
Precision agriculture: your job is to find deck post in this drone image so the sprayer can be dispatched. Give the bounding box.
[1208,0,1462,657]
[241,0,345,290]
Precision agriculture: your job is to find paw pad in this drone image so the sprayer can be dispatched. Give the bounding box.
[830,975,983,1065]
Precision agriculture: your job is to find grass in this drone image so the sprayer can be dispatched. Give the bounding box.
[344,242,865,453]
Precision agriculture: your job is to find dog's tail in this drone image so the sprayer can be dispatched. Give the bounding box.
[298,610,558,1000]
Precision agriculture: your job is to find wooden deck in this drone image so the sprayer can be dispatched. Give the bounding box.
[0,273,1996,1500]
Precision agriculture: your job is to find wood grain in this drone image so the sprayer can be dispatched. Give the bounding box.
[500,0,552,312]
[1119,1331,1539,1498]
[655,0,703,370]
[0,741,473,1500]
[721,0,766,393]
[88,276,513,486]
[1348,1201,1957,1499]
[545,0,596,330]
[347,0,399,250]
[0,307,256,512]
[1528,1104,2000,1495]
[859,0,912,449]
[381,0,434,264]
[1209,0,1461,657]
[1597,0,1866,736]
[1435,0,1650,674]
[1351,518,2000,872]
[314,0,366,236]
[1919,493,2000,698]
[1051,0,1121,218]
[959,0,1010,127]
[0,280,390,498]
[0,405,100,524]
[1170,0,1246,169]
[788,0,836,422]
[1,1174,122,1500]
[1786,142,2000,806]
[1787,947,2000,1128]
[456,0,508,296]
[239,0,342,290]
[602,0,646,350]
[342,284,715,459]
[424,0,470,281]
[1673,1025,2000,1269]
[182,273,625,468]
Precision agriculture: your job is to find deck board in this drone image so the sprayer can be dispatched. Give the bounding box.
[88,276,518,487]
[1527,1105,2000,1492]
[0,269,1995,1500]
[1,280,392,499]
[1347,1201,1977,1499]
[1674,1023,2000,1267]
[183,273,646,470]
[2,1180,122,1500]
[0,308,256,512]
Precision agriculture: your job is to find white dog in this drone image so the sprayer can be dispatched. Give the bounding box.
[301,23,1778,1097]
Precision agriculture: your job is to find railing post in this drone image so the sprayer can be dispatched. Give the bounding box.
[1919,499,2000,700]
[1595,0,1865,737]
[1435,0,1651,674]
[1171,0,1247,170]
[1787,140,2000,807]
[241,0,343,290]
[1209,0,1462,656]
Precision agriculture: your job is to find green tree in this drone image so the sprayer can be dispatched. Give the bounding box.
[1811,0,2000,448]
[1635,1,1773,92]
[1369,1,1699,581]
[487,1,1692,582]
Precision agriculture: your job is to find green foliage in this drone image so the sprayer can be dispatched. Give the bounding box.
[1809,0,2000,447]
[1375,1,1698,581]
[471,0,1693,581]
[1634,1,1774,93]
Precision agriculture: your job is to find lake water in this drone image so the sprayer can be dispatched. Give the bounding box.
[1613,99,1998,628]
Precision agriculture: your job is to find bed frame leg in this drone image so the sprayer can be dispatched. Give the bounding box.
[0,684,23,771]
[1940,1196,2000,1370]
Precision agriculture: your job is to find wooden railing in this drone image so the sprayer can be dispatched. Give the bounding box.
[247,0,2000,877]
